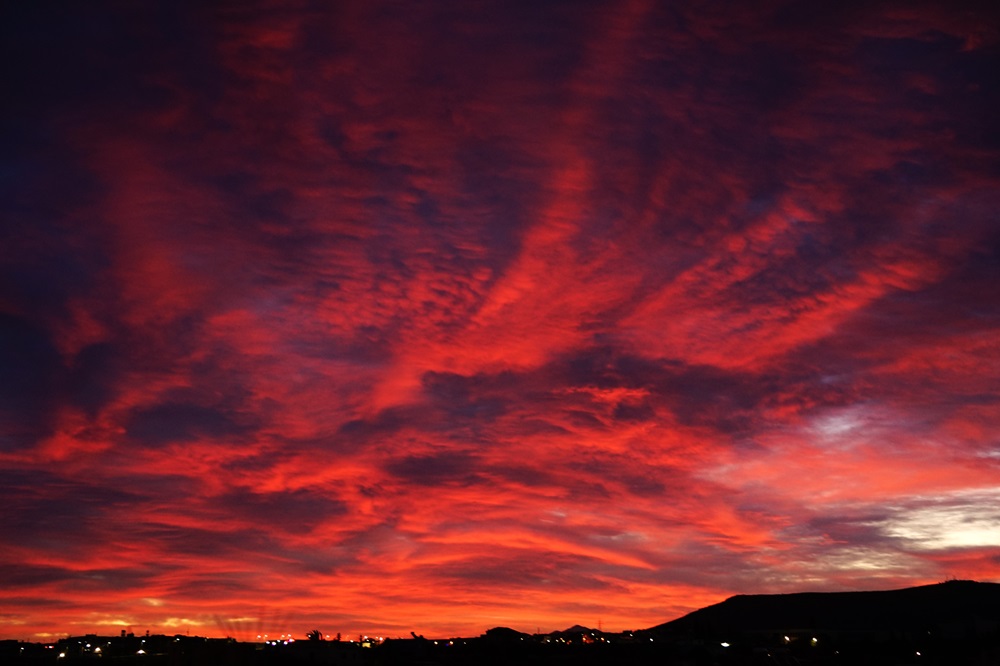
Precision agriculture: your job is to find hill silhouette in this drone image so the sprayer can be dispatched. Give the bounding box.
[648,579,1000,638]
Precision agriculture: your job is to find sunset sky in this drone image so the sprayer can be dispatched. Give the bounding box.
[2,0,999,641]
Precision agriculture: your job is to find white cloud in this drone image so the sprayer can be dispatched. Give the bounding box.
[885,490,1000,550]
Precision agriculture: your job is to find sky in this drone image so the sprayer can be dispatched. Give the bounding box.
[2,0,999,642]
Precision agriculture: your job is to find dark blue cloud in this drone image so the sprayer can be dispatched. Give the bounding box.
[386,452,482,487]
[126,401,251,446]
[68,342,124,417]
[0,314,62,450]
[215,488,349,534]
[0,469,140,545]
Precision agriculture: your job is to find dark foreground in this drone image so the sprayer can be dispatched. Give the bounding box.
[5,580,999,665]
[4,632,999,666]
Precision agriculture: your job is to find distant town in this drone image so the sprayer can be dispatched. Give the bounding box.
[4,581,999,665]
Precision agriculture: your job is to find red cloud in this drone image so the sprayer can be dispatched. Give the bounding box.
[1,0,998,641]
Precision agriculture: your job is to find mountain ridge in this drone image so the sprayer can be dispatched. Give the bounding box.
[646,579,1000,637]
